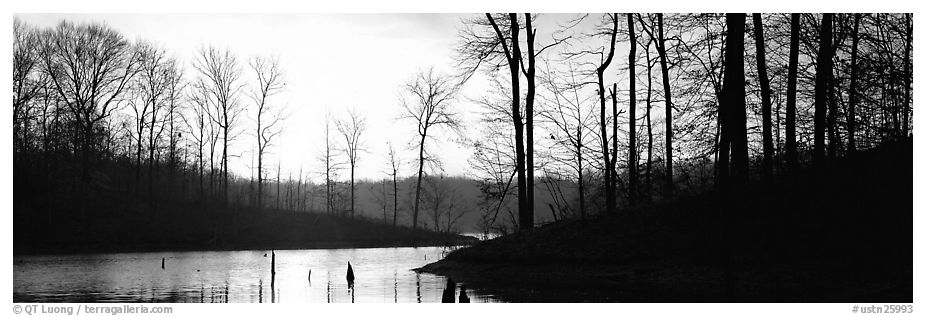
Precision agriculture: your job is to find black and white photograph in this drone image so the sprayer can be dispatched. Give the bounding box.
[6,0,920,314]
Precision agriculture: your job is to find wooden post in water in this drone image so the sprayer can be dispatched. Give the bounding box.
[161,257,165,269]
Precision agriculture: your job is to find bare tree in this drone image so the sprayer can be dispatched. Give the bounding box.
[785,13,800,168]
[13,18,45,156]
[639,13,675,199]
[370,179,389,224]
[182,79,213,202]
[193,45,244,206]
[752,14,775,181]
[627,13,639,206]
[424,175,468,233]
[248,56,286,211]
[336,109,366,219]
[538,63,596,219]
[164,61,185,199]
[39,21,142,182]
[595,14,618,214]
[457,14,529,231]
[318,114,344,216]
[399,67,461,229]
[847,14,861,155]
[386,141,402,227]
[814,14,833,166]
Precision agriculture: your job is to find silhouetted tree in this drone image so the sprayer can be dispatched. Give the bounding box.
[336,109,367,219]
[248,56,285,211]
[627,13,639,205]
[538,63,595,218]
[38,21,142,183]
[785,13,800,169]
[386,142,401,227]
[753,14,774,180]
[814,14,833,166]
[193,45,244,206]
[847,14,861,155]
[655,13,675,199]
[594,14,618,214]
[457,14,529,231]
[399,68,461,229]
[318,114,343,216]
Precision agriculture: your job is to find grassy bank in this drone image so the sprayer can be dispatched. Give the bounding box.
[418,139,912,302]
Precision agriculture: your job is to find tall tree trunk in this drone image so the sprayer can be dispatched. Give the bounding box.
[393,171,398,227]
[848,14,860,155]
[350,162,355,219]
[814,14,833,167]
[786,13,800,169]
[597,14,617,215]
[645,42,654,202]
[412,133,427,229]
[727,14,749,186]
[223,120,229,207]
[509,14,529,231]
[627,13,638,206]
[656,13,674,200]
[149,101,157,203]
[257,112,263,211]
[826,15,840,158]
[721,13,748,300]
[524,13,536,231]
[610,84,619,204]
[754,14,774,181]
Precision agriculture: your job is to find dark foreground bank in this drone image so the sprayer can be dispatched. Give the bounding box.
[419,139,912,302]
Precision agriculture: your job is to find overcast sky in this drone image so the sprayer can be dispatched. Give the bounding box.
[16,13,506,182]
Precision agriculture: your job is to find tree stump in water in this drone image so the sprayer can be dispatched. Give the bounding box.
[459,285,470,303]
[441,278,456,303]
[161,257,165,269]
[346,262,355,284]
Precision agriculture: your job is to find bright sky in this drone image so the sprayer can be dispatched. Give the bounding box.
[17,13,494,182]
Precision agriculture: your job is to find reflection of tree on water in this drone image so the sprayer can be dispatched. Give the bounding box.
[271,250,276,303]
[415,272,421,303]
[347,281,355,303]
[347,261,355,303]
[394,271,398,303]
[258,279,262,303]
[441,278,456,303]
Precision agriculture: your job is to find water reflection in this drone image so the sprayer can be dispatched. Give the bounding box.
[14,247,500,303]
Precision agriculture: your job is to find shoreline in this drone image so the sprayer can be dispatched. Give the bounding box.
[15,237,479,257]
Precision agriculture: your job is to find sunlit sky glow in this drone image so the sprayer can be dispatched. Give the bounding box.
[17,13,495,182]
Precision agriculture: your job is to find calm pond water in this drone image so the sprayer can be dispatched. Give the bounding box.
[13,246,500,303]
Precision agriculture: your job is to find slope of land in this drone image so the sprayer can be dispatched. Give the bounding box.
[418,139,913,302]
[14,179,475,255]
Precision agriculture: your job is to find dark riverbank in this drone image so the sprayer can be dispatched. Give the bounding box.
[15,196,476,256]
[418,139,912,302]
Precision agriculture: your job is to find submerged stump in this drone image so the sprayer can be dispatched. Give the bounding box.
[441,278,456,303]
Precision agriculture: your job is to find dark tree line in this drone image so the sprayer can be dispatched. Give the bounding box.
[463,13,912,234]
